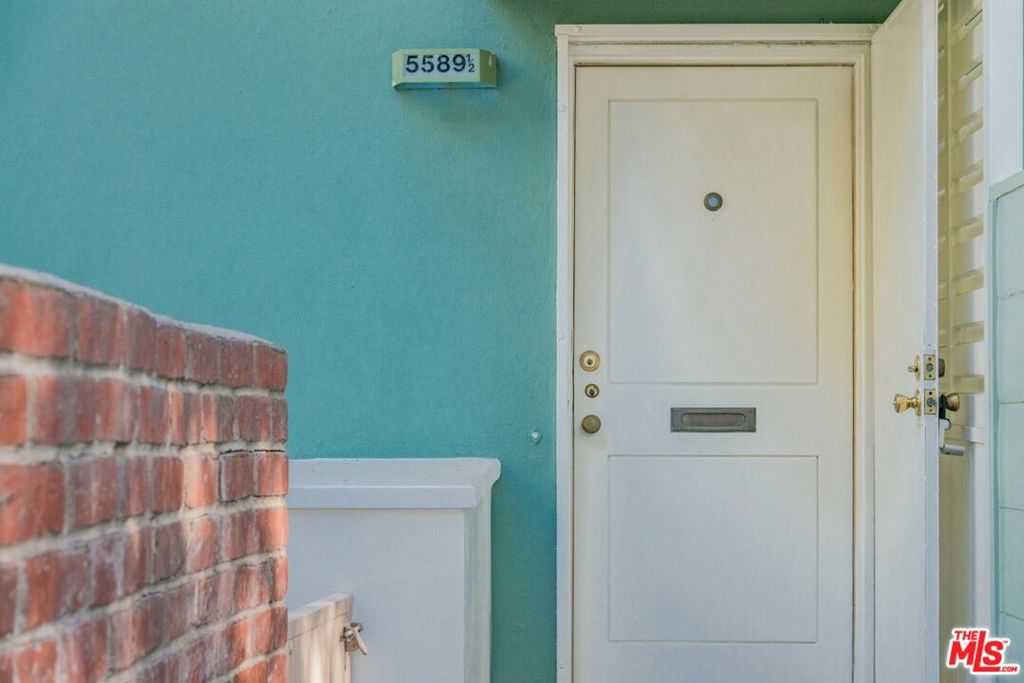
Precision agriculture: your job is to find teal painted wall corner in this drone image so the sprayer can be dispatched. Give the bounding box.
[1,1,898,680]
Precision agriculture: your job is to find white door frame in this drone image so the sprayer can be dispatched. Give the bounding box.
[982,0,1024,633]
[554,25,878,683]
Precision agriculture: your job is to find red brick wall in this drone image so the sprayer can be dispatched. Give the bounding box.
[0,267,289,683]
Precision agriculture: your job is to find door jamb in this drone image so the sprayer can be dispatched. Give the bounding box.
[554,25,877,683]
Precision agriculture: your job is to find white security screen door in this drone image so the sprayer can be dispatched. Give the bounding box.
[572,65,855,682]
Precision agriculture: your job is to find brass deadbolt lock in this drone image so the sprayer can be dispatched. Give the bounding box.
[580,414,602,434]
[579,350,601,372]
[893,390,922,416]
[908,355,945,380]
[584,383,600,398]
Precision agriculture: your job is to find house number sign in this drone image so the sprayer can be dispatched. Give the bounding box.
[392,49,497,89]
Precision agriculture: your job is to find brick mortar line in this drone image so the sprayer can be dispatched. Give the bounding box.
[23,367,38,477]
[0,356,284,397]
[3,597,289,681]
[0,549,287,651]
[0,448,286,544]
[1,536,287,641]
[217,646,291,683]
[116,643,290,683]
[0,583,290,657]
[0,442,287,465]
[9,537,27,652]
[0,495,286,564]
[0,442,287,459]
[0,355,287,456]
[0,353,285,396]
[117,603,290,681]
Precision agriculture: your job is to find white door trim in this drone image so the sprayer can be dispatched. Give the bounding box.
[554,25,876,683]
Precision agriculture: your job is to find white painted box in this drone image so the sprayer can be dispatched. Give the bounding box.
[287,458,501,683]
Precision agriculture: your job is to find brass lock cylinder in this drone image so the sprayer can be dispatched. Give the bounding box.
[579,350,600,372]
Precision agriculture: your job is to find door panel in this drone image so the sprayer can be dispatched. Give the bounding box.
[573,65,853,682]
[608,98,820,384]
[608,455,819,643]
[870,0,940,681]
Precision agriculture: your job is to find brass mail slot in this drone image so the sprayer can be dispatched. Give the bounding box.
[670,407,756,433]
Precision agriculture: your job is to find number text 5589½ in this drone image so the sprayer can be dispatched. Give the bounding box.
[404,53,476,75]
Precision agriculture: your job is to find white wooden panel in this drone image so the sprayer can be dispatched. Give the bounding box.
[997,404,1024,510]
[289,509,467,682]
[608,99,818,384]
[871,1,940,681]
[996,187,1024,296]
[608,455,817,642]
[288,594,352,683]
[999,509,1024,620]
[996,295,1024,403]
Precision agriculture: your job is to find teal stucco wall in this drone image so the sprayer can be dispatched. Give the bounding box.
[994,173,1024,664]
[1,2,898,680]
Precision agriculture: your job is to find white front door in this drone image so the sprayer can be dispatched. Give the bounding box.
[573,65,855,681]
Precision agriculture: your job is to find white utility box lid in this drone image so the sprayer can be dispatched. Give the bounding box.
[287,457,501,509]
